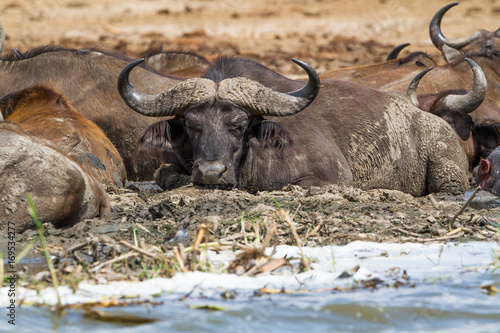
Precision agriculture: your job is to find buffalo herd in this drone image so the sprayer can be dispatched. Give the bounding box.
[1,3,500,232]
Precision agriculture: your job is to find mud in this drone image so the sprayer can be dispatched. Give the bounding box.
[13,182,499,255]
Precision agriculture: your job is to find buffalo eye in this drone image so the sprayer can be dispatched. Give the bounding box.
[228,126,245,138]
[187,126,201,133]
[186,124,202,134]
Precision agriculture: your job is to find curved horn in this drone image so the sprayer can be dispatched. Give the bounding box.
[118,58,217,117]
[217,58,321,116]
[386,43,410,61]
[0,21,5,54]
[406,66,434,108]
[442,58,487,114]
[429,2,481,49]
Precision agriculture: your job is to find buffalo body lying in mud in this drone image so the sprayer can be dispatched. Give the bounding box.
[119,56,469,196]
[0,122,110,232]
[0,86,121,232]
[1,86,126,186]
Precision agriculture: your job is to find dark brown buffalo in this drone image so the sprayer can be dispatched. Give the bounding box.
[118,56,469,196]
[0,86,127,187]
[473,146,500,196]
[142,49,210,79]
[0,120,110,232]
[0,46,194,180]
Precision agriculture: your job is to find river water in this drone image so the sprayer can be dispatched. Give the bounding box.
[2,241,499,333]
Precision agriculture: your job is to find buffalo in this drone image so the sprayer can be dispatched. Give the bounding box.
[405,58,499,169]
[473,146,500,196]
[0,121,110,233]
[320,50,437,84]
[0,85,127,187]
[0,44,202,180]
[142,49,211,79]
[0,86,124,232]
[321,34,500,172]
[118,56,469,196]
[429,2,500,107]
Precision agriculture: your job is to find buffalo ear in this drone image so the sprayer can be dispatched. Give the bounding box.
[137,117,186,150]
[246,117,292,149]
[440,112,473,141]
[478,158,491,181]
[442,44,464,63]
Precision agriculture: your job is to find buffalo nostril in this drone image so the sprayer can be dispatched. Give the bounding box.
[198,162,226,184]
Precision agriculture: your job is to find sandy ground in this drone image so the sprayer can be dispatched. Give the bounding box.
[2,0,499,74]
[1,0,500,282]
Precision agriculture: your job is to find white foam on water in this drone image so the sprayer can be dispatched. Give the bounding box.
[2,241,497,306]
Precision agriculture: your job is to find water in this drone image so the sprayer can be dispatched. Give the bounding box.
[467,189,500,211]
[2,241,499,332]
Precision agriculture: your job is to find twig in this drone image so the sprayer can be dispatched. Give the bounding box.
[279,209,311,271]
[486,225,499,233]
[447,227,462,236]
[183,241,234,253]
[420,233,464,243]
[134,223,152,234]
[394,227,421,238]
[262,222,276,249]
[253,219,261,246]
[220,226,305,243]
[193,224,208,251]
[240,214,248,246]
[485,218,500,228]
[256,257,288,274]
[292,203,302,220]
[173,246,189,273]
[118,239,158,259]
[93,252,139,272]
[306,219,324,238]
[177,283,200,302]
[448,187,480,230]
[428,194,440,210]
[66,241,87,254]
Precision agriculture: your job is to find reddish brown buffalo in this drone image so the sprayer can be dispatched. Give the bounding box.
[0,86,127,187]
[321,50,437,84]
[320,32,500,172]
[0,86,127,232]
[0,121,110,232]
[405,58,500,170]
[429,2,500,107]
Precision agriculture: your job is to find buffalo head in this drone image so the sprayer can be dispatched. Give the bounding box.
[430,2,500,62]
[407,57,491,168]
[118,58,320,189]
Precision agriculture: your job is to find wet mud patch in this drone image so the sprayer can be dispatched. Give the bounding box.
[14,183,498,254]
